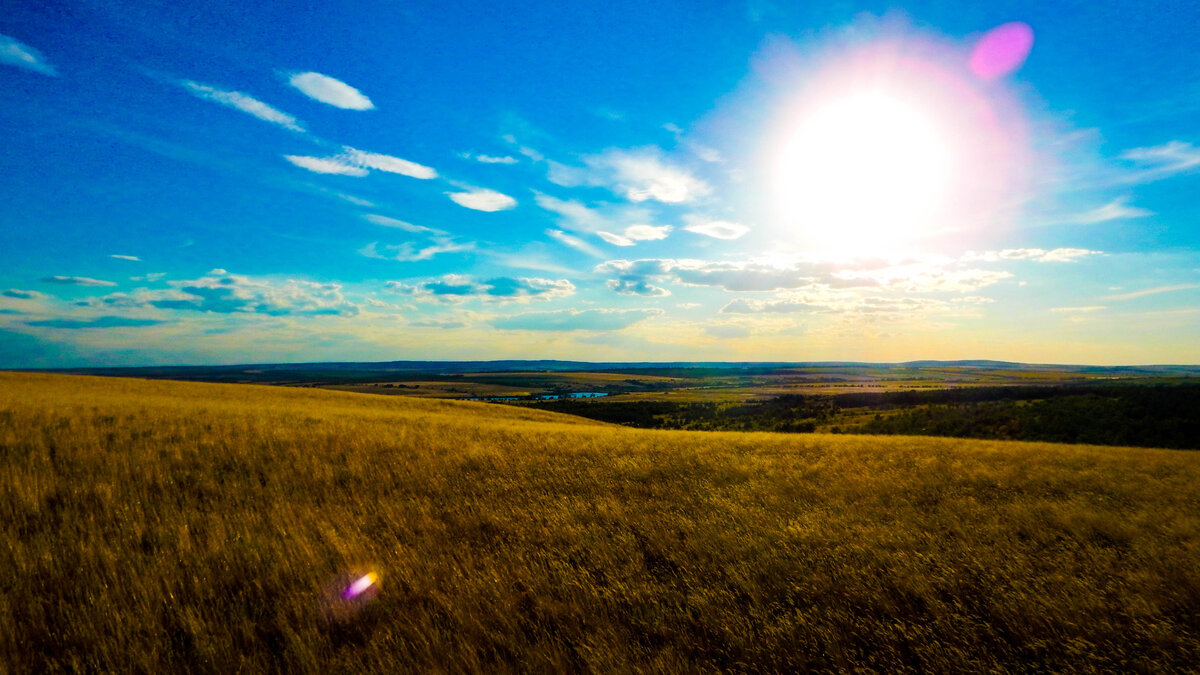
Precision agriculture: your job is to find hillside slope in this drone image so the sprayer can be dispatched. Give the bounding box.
[2,372,1198,672]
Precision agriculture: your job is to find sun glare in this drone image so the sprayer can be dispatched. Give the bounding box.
[774,91,954,254]
[766,36,1032,258]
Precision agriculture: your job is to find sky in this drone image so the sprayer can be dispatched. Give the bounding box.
[2,0,1199,367]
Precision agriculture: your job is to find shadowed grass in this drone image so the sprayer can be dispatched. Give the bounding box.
[2,372,1198,672]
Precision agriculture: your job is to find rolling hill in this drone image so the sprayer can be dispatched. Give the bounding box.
[2,372,1198,672]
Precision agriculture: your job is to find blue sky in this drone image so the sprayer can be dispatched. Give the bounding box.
[2,0,1198,367]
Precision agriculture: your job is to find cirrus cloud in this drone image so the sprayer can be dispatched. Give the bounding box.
[682,218,750,240]
[0,33,57,76]
[287,71,375,110]
[448,188,517,212]
[41,276,116,287]
[180,80,305,132]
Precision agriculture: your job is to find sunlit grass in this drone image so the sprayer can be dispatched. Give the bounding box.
[2,372,1198,672]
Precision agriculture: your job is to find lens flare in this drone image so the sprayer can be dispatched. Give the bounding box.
[322,568,381,623]
[343,572,379,599]
[970,22,1034,80]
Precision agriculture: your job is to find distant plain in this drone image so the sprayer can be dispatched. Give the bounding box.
[3,371,1199,672]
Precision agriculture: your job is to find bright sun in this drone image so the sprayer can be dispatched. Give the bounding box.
[773,90,956,254]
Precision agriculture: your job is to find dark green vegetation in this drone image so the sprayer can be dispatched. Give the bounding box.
[3,373,1200,672]
[515,383,1200,450]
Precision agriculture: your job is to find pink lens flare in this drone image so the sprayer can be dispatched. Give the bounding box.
[970,22,1034,80]
[342,572,378,599]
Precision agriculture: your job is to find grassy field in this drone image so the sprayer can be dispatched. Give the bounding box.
[2,372,1199,673]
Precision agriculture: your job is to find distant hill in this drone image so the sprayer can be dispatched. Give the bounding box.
[26,358,1200,384]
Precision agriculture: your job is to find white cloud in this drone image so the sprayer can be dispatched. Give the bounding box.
[595,256,1013,295]
[963,248,1102,263]
[2,289,49,300]
[359,240,473,262]
[1071,197,1153,224]
[96,272,359,316]
[688,143,723,163]
[1120,140,1200,182]
[597,224,672,247]
[41,276,116,287]
[448,188,517,212]
[110,255,141,262]
[0,34,56,76]
[546,229,603,257]
[1050,306,1106,313]
[624,224,672,241]
[337,193,374,207]
[462,153,518,164]
[283,155,367,176]
[534,193,610,232]
[1104,284,1199,301]
[607,279,670,296]
[682,218,750,240]
[180,80,304,132]
[363,214,446,235]
[597,231,635,246]
[588,148,711,203]
[547,160,588,187]
[346,148,436,179]
[385,275,574,303]
[285,148,435,179]
[287,71,374,110]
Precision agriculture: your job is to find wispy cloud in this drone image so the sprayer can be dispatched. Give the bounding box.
[3,289,49,300]
[546,229,603,257]
[1050,306,1106,313]
[448,188,517,212]
[93,272,359,316]
[287,72,375,110]
[1104,284,1199,301]
[534,193,609,231]
[722,294,991,316]
[607,279,671,296]
[1070,197,1153,225]
[179,80,304,132]
[597,224,673,246]
[284,148,435,179]
[491,308,659,331]
[346,148,436,179]
[682,217,750,240]
[385,275,574,303]
[584,148,711,204]
[596,256,1015,295]
[359,240,473,262]
[363,214,447,235]
[0,33,56,76]
[963,248,1102,263]
[461,152,518,164]
[283,155,368,176]
[41,276,116,287]
[1120,140,1200,182]
[110,254,141,261]
[25,316,164,329]
[596,231,635,246]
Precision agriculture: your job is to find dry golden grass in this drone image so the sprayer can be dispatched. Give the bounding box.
[2,372,1198,673]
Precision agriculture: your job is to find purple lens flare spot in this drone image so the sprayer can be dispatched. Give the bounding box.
[970,22,1034,80]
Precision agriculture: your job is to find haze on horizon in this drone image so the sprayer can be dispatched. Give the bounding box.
[2,1,1198,368]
